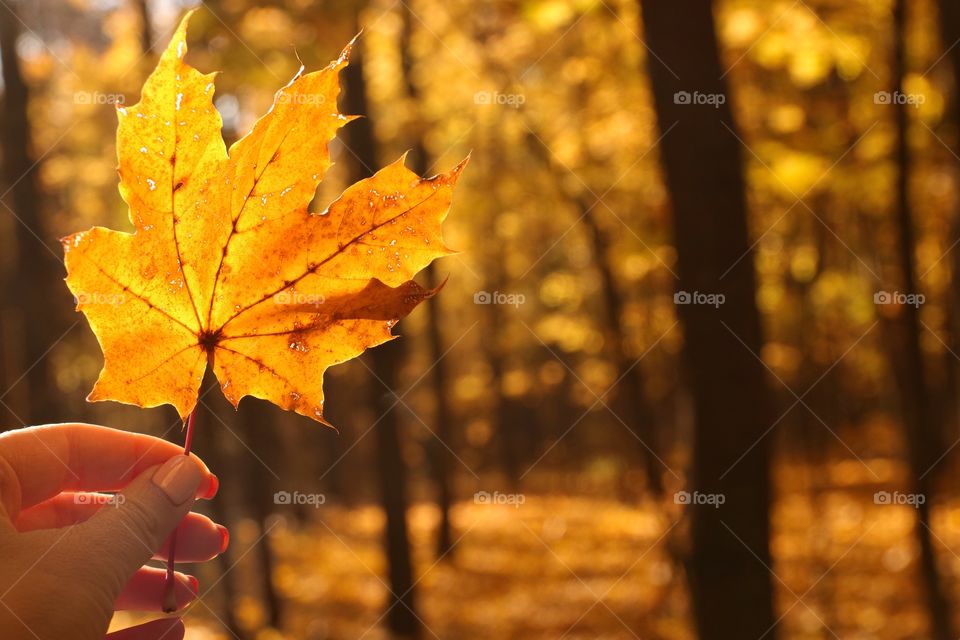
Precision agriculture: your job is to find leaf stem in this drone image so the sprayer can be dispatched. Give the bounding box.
[162,407,198,613]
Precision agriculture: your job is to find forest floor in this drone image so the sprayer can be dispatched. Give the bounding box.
[112,460,960,639]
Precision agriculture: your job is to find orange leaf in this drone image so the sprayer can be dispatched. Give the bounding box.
[62,11,466,424]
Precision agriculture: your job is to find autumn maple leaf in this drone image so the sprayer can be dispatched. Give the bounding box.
[62,11,466,424]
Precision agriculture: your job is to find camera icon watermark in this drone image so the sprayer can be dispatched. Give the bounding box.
[674,290,725,308]
[873,290,925,308]
[274,490,326,508]
[474,290,525,307]
[874,490,925,508]
[673,90,726,108]
[474,490,525,508]
[874,91,925,107]
[674,490,726,508]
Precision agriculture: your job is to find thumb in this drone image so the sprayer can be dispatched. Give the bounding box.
[79,455,204,586]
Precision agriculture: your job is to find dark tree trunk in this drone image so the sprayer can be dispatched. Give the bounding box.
[468,36,667,489]
[207,499,248,640]
[510,118,666,494]
[0,1,66,426]
[638,1,777,638]
[341,33,420,638]
[368,340,420,637]
[400,7,455,557]
[891,2,953,638]
[238,399,284,629]
[488,246,524,484]
[421,263,455,556]
[193,375,249,640]
[936,0,960,488]
[580,202,664,498]
[0,310,24,429]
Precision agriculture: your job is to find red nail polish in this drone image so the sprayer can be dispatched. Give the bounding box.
[202,473,219,499]
[217,525,230,553]
[187,575,199,593]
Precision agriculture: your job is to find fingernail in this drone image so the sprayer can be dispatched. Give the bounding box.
[152,456,202,506]
[201,473,219,499]
[217,525,230,553]
[186,575,199,594]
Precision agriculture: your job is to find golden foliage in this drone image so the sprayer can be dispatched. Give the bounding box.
[62,11,466,422]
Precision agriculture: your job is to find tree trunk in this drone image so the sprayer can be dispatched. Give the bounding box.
[0,1,67,426]
[891,2,953,638]
[580,201,664,498]
[469,38,666,491]
[238,399,284,629]
[341,32,420,637]
[422,261,455,556]
[510,116,666,495]
[936,0,960,496]
[400,7,455,557]
[638,1,777,638]
[487,243,524,484]
[193,374,249,640]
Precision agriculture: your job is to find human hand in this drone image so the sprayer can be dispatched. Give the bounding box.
[0,423,226,639]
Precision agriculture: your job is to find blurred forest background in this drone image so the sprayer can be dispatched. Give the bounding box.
[5,0,960,638]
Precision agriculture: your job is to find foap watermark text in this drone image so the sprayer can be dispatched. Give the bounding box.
[674,490,726,508]
[274,490,326,508]
[474,490,525,507]
[874,291,924,308]
[674,91,726,107]
[475,291,525,307]
[674,290,725,308]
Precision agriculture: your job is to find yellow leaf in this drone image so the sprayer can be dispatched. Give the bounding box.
[62,11,466,424]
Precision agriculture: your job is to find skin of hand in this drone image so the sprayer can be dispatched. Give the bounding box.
[0,423,227,640]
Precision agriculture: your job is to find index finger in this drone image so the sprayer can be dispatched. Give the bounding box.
[0,423,217,518]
